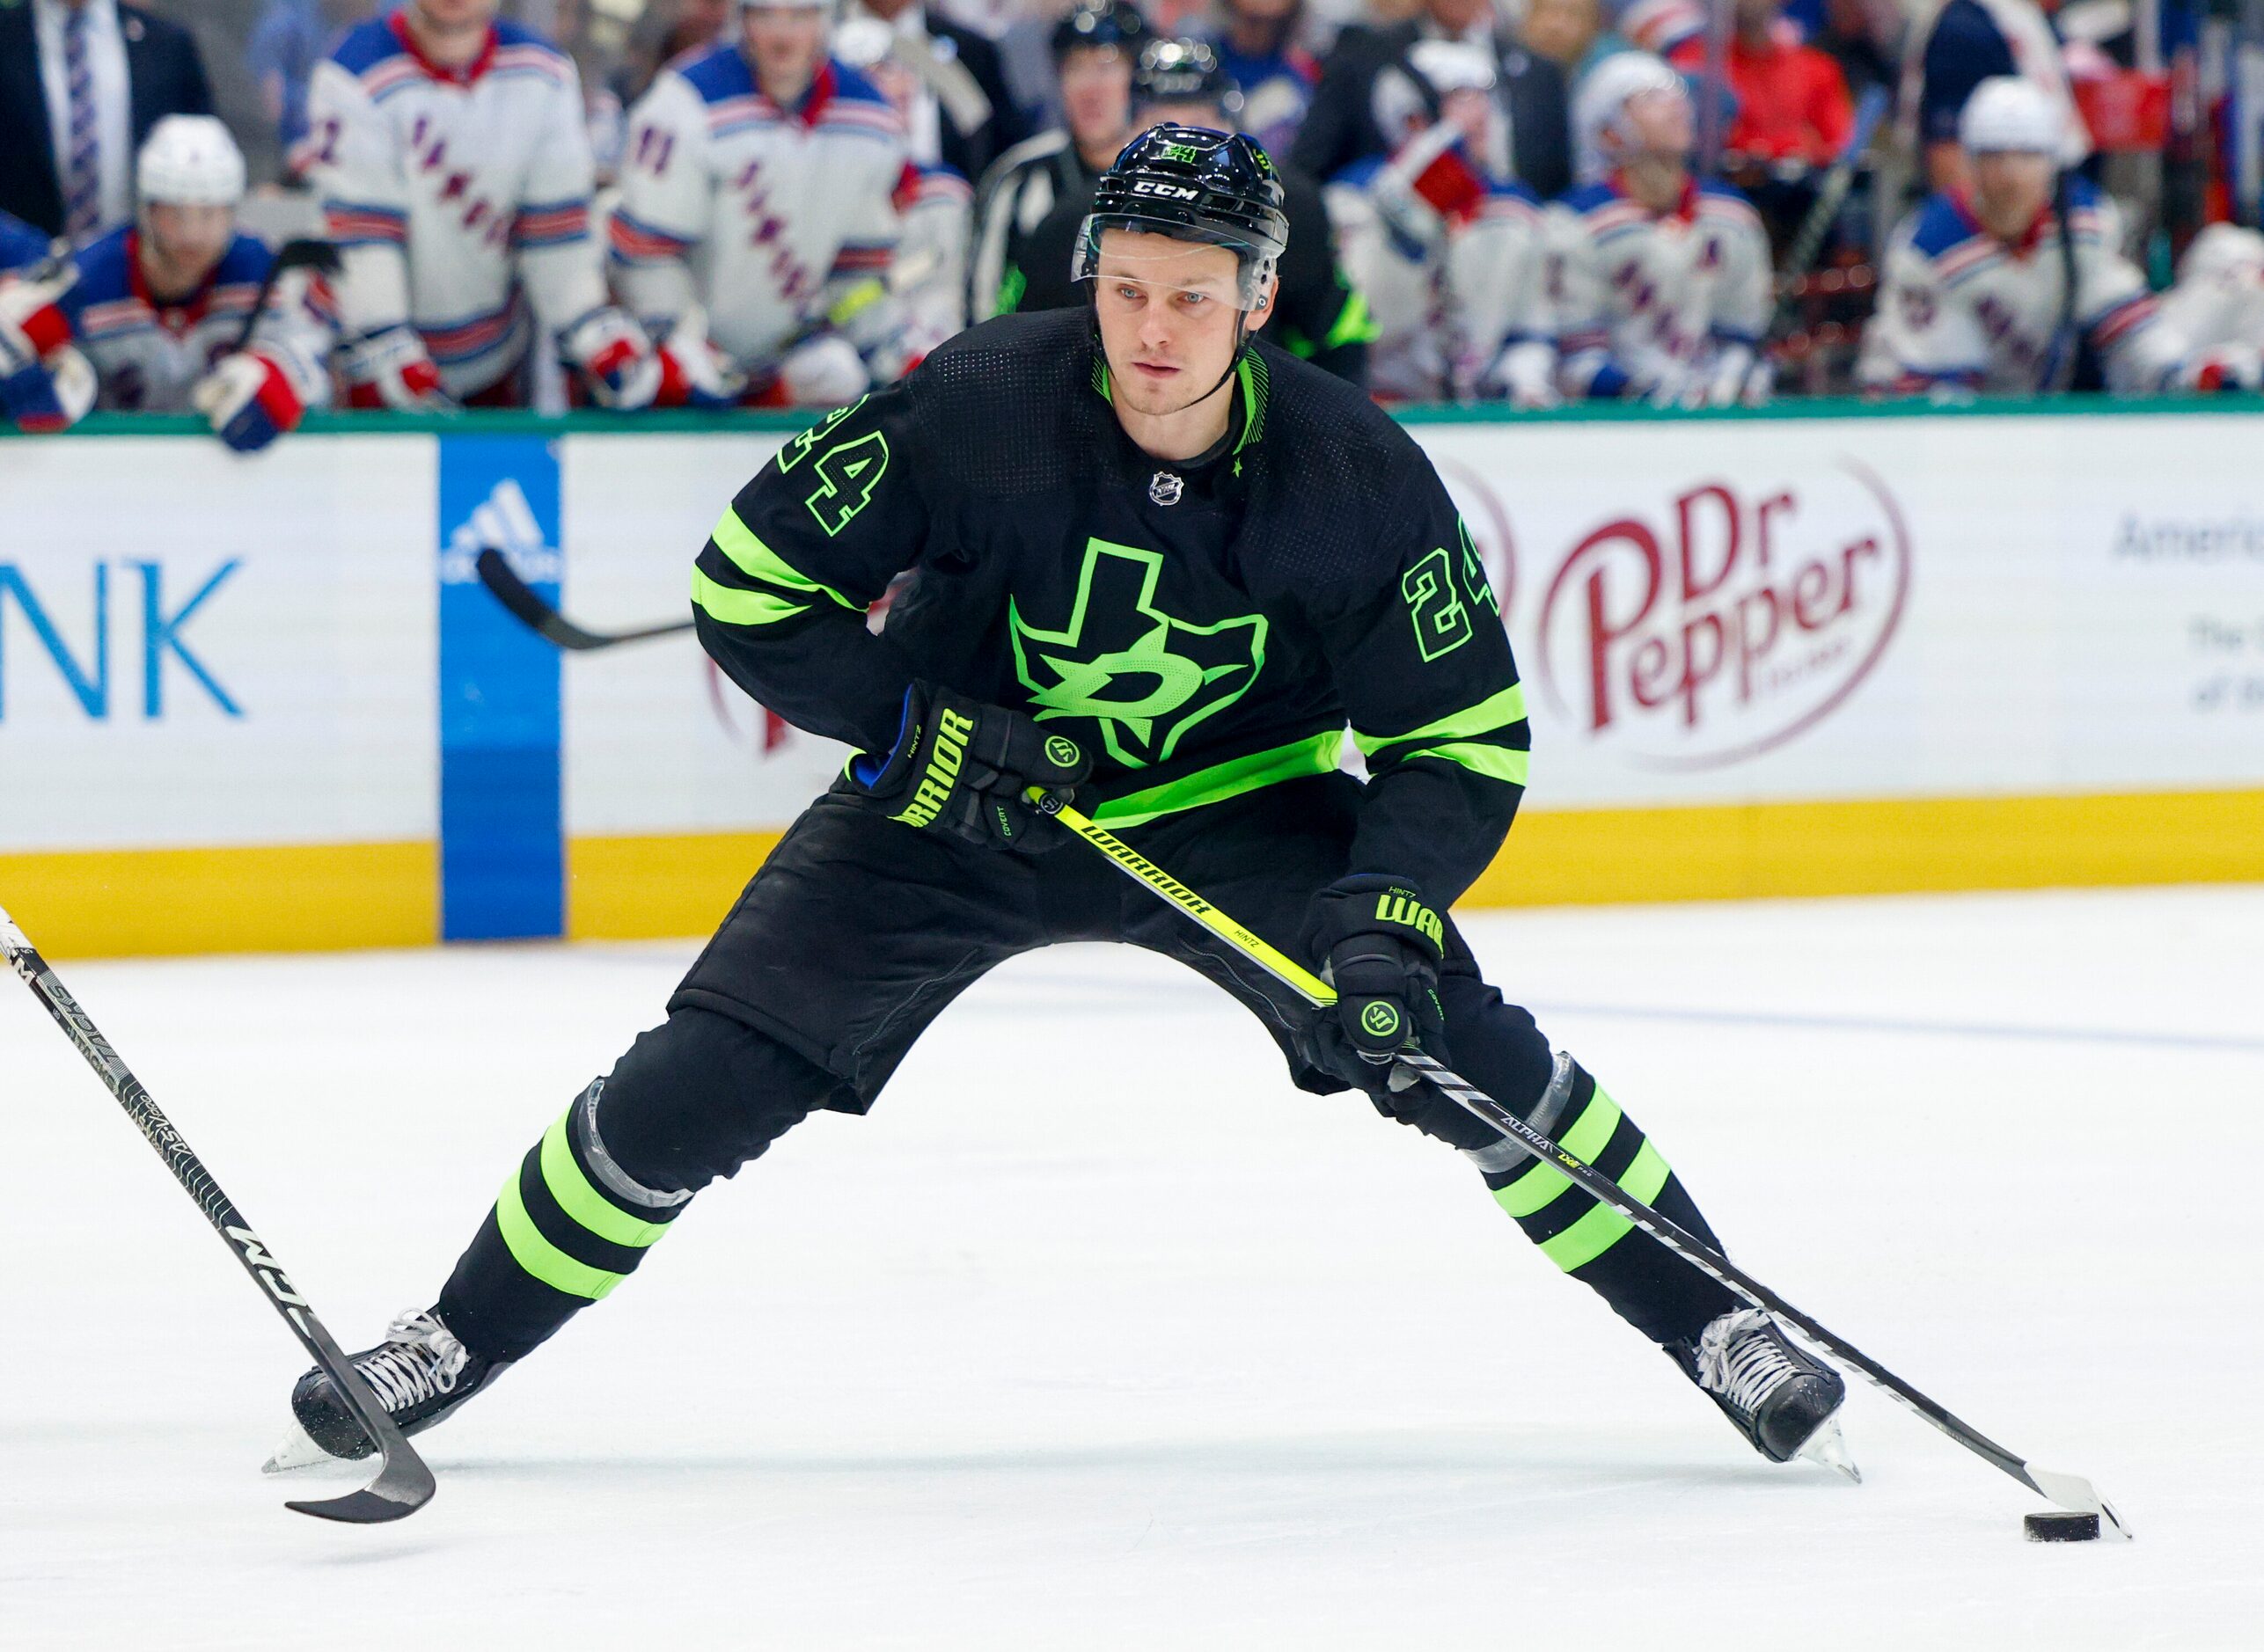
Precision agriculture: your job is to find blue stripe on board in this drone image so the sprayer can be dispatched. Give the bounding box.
[436,435,562,941]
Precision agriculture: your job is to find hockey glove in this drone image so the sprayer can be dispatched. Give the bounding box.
[850,682,1090,852]
[563,305,663,410]
[340,325,451,411]
[1307,874,1451,1100]
[191,349,307,453]
[0,270,92,433]
[652,306,745,408]
[2179,345,2264,393]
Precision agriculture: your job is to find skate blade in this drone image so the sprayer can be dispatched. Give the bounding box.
[261,1417,360,1475]
[1796,1415,1862,1484]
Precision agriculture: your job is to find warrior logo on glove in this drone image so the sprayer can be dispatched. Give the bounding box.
[854,682,1090,852]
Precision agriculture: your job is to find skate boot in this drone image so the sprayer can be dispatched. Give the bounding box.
[1673,1306,1859,1482]
[262,1308,508,1472]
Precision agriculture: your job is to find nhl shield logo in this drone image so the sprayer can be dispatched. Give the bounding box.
[1148,471,1183,507]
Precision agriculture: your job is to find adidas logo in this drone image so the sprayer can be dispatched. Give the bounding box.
[438,479,564,587]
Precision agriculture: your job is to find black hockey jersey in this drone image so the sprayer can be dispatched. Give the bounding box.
[692,309,1528,902]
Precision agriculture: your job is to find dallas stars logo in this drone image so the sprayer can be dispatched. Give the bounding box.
[1009,537,1266,768]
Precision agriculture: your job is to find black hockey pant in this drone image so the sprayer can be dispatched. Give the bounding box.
[436,775,1738,1363]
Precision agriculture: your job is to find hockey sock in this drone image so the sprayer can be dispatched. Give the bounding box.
[436,1081,692,1362]
[1463,1056,1738,1346]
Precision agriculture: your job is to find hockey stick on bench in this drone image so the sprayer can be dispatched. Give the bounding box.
[1,904,436,1524]
[474,546,694,651]
[1034,795,2130,1539]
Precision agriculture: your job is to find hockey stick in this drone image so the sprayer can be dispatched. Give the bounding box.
[474,546,693,651]
[1035,797,2130,1539]
[227,238,343,356]
[0,904,436,1524]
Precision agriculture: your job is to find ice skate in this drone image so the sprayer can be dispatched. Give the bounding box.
[262,1309,506,1473]
[1675,1307,1859,1481]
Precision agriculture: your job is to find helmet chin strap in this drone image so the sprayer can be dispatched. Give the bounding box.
[1092,300,1251,421]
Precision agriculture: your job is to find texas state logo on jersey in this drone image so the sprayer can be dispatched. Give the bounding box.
[304,13,601,396]
[611,49,920,371]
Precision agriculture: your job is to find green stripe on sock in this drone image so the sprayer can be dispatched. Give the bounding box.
[1535,1138,1674,1272]
[496,1172,626,1300]
[539,1110,670,1249]
[1491,1090,1623,1217]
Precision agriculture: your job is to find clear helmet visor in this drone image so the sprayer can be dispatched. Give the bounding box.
[1072,217,1277,311]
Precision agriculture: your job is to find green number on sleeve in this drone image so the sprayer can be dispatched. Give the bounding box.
[803,429,891,537]
[1403,546,1472,662]
[775,396,864,474]
[1459,518,1499,617]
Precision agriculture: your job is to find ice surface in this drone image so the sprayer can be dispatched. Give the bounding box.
[3,887,2260,1649]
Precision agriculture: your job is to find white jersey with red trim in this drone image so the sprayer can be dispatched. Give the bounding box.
[1544,175,1771,401]
[49,226,333,413]
[611,48,961,387]
[1858,182,2188,395]
[301,13,611,398]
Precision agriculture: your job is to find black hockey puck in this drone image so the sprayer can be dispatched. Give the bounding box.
[2023,1511,2102,1542]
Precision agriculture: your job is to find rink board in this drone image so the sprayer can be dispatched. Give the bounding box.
[2,401,2261,955]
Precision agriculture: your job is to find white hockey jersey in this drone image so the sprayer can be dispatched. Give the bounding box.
[610,48,964,388]
[50,225,333,413]
[1546,175,1772,401]
[301,13,611,398]
[1858,182,2188,396]
[1326,135,1549,402]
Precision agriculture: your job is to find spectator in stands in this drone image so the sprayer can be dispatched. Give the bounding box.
[1668,0,1851,168]
[1904,0,2086,194]
[0,117,334,448]
[1203,0,1324,159]
[843,0,1029,183]
[971,0,1149,321]
[305,0,665,410]
[1325,38,1549,401]
[1547,52,1772,404]
[611,0,963,405]
[1006,36,1375,384]
[1523,0,1622,99]
[0,0,215,244]
[1293,0,1573,201]
[1861,77,2253,398]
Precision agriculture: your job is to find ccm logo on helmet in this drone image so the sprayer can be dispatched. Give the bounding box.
[1129,180,1202,200]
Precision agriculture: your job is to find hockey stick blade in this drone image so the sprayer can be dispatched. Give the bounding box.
[474,546,694,651]
[0,904,436,1524]
[1038,800,2130,1537]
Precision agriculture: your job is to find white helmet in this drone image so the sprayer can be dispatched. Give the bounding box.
[1573,52,1688,182]
[1959,77,2060,156]
[1409,39,1496,98]
[137,114,245,208]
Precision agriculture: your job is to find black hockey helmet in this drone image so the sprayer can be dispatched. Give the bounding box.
[1073,123,1288,307]
[1132,39,1243,121]
[1051,0,1152,62]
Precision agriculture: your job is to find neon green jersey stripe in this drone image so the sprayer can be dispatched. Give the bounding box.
[1491,1090,1623,1217]
[710,508,861,610]
[495,1173,624,1300]
[1354,683,1528,755]
[1092,731,1342,829]
[692,566,807,627]
[1537,1139,1673,1272]
[539,1110,669,1249]
[1403,742,1531,785]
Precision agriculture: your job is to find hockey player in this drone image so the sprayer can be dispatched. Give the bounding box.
[2156,224,2264,382]
[970,0,1150,321]
[1858,77,2253,398]
[1547,52,1774,406]
[271,124,1857,1492]
[612,0,963,406]
[1324,39,1551,403]
[1003,38,1374,386]
[0,117,332,451]
[303,0,666,409]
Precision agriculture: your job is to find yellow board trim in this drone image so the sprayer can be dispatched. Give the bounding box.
[0,841,435,958]
[567,830,785,940]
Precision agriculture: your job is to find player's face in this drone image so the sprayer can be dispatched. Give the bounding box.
[1060,47,1133,150]
[140,202,233,281]
[408,0,499,31]
[1970,150,2054,234]
[743,4,829,90]
[1133,99,1229,139]
[1623,87,1695,161]
[1525,0,1601,67]
[1426,0,1491,34]
[1091,230,1273,414]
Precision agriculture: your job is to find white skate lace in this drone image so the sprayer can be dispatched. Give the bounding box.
[1696,1308,1800,1415]
[354,1310,469,1414]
